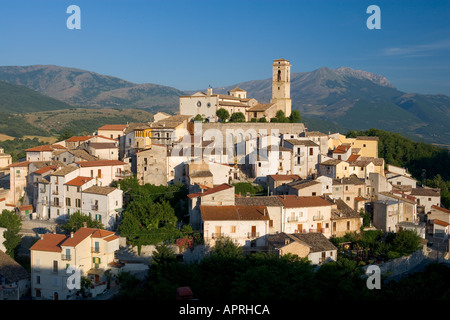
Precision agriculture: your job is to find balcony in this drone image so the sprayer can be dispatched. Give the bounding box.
[247,232,259,239]
[91,205,99,211]
[52,191,59,195]
[313,215,324,221]
[61,254,71,261]
[287,217,299,222]
[91,247,101,254]
[309,228,325,233]
[294,229,307,234]
[115,171,133,178]
[211,233,226,239]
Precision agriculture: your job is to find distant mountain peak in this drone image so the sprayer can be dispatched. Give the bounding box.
[334,66,394,88]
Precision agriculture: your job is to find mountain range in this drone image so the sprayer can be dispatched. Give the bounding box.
[0,64,448,145]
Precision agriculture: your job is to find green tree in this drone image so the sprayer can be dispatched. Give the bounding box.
[193,114,204,122]
[289,110,302,123]
[210,236,243,259]
[0,210,22,258]
[216,108,230,122]
[229,112,246,122]
[151,243,177,266]
[270,110,290,123]
[61,211,104,233]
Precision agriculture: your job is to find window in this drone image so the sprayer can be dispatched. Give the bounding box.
[231,226,236,233]
[98,169,102,178]
[53,260,58,273]
[347,221,351,230]
[76,199,81,208]
[66,197,71,206]
[36,276,40,284]
[309,148,313,156]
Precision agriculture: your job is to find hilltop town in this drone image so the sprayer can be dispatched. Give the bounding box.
[0,59,449,301]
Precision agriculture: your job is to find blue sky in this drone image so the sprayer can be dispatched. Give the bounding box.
[0,0,449,95]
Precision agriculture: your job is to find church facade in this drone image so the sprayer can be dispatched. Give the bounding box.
[179,58,292,122]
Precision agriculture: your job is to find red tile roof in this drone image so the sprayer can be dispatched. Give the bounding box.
[30,233,67,252]
[333,145,351,154]
[98,124,127,131]
[268,174,301,182]
[187,183,233,198]
[8,161,30,168]
[30,228,118,252]
[431,205,450,213]
[66,136,93,142]
[64,176,93,186]
[433,219,450,227]
[200,205,270,221]
[277,195,331,208]
[33,165,59,175]
[347,154,360,162]
[75,160,126,167]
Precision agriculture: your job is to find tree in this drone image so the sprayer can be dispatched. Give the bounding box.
[151,243,177,266]
[193,114,204,122]
[0,210,22,258]
[229,112,246,122]
[289,110,302,123]
[210,236,243,259]
[61,211,104,233]
[216,108,230,122]
[270,110,290,123]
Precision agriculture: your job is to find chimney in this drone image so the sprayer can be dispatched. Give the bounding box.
[70,232,74,238]
[207,86,212,96]
[83,222,87,228]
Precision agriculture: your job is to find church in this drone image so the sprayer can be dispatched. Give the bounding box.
[179,58,292,122]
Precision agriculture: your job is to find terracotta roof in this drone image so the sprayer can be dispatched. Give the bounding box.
[431,205,450,213]
[8,161,30,168]
[97,124,127,131]
[75,160,126,167]
[25,145,54,152]
[187,183,233,199]
[277,195,331,208]
[66,136,93,142]
[64,176,93,186]
[63,228,116,247]
[25,144,66,152]
[433,219,450,227]
[347,154,360,162]
[30,233,67,252]
[268,174,301,182]
[200,205,270,221]
[333,145,351,154]
[33,165,59,175]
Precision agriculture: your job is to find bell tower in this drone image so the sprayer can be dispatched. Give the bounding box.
[271,58,292,117]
